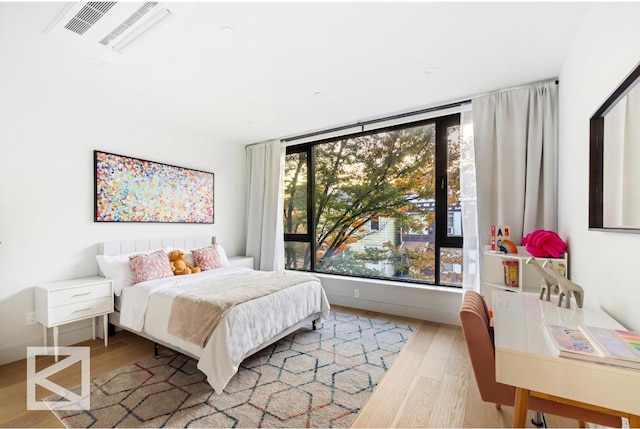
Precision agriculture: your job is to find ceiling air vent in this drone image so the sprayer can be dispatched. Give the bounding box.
[63,2,116,35]
[98,2,159,46]
[46,2,172,57]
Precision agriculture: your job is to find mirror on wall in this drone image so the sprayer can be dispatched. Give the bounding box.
[589,61,640,232]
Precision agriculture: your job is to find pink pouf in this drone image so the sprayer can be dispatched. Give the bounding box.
[521,229,567,258]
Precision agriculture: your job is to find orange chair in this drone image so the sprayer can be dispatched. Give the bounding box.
[460,290,623,428]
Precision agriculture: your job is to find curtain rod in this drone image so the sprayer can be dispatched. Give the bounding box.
[278,77,558,144]
[282,100,470,143]
[475,78,559,98]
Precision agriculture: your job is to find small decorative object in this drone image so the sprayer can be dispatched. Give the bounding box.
[491,225,510,252]
[499,239,518,254]
[521,229,567,258]
[502,259,519,287]
[169,250,201,276]
[526,257,559,301]
[542,260,584,308]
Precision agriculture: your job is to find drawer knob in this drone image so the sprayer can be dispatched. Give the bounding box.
[73,307,92,313]
[72,292,91,297]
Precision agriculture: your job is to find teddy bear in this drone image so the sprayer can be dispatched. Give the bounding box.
[169,250,201,275]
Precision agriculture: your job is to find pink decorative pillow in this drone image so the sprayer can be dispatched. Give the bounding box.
[192,245,222,271]
[129,250,174,284]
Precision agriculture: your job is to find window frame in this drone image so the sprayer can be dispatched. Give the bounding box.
[284,143,315,270]
[284,113,463,287]
[369,216,380,231]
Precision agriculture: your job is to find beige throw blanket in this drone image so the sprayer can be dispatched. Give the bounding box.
[167,271,318,347]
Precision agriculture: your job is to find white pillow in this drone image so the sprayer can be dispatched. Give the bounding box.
[217,244,230,266]
[96,247,172,296]
[96,254,135,297]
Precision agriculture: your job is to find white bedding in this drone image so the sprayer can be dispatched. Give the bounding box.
[118,267,330,393]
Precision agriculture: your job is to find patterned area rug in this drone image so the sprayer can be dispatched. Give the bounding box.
[49,311,414,428]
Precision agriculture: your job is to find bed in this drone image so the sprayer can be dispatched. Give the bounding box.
[97,236,330,393]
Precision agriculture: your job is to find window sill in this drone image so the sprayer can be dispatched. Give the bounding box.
[300,271,464,295]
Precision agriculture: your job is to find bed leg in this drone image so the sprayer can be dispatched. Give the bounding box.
[154,342,159,357]
[312,320,317,331]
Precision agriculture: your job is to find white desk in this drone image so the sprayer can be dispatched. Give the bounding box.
[492,291,640,427]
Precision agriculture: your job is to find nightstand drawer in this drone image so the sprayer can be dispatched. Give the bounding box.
[48,282,112,308]
[228,256,254,269]
[47,297,114,326]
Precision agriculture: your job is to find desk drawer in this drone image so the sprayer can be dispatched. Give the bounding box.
[48,297,113,326]
[49,282,112,308]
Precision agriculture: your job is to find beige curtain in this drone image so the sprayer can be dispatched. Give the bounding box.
[473,80,558,255]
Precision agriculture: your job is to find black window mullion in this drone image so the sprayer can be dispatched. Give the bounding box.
[308,146,316,271]
[434,118,447,285]
[435,114,463,284]
[284,145,314,271]
[284,233,308,242]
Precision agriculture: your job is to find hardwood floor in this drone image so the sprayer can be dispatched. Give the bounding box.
[0,305,577,428]
[344,306,575,429]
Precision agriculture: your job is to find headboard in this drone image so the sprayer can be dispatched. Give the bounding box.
[98,236,216,256]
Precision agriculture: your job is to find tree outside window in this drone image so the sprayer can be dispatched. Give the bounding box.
[284,114,462,287]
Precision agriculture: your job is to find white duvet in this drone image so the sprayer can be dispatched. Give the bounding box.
[118,267,330,393]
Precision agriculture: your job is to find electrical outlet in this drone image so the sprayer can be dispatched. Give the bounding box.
[26,311,36,325]
[354,289,360,298]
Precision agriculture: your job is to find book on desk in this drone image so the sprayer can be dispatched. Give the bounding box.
[545,324,640,370]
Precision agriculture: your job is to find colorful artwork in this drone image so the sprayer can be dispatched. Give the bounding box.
[546,324,600,356]
[94,151,214,223]
[615,329,640,354]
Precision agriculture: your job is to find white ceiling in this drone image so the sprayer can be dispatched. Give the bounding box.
[2,2,591,145]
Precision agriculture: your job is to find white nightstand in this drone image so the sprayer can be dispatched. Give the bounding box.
[228,256,254,269]
[35,276,114,361]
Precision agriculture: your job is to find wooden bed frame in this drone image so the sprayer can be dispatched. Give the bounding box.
[99,236,321,360]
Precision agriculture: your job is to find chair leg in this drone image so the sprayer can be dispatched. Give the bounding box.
[531,412,545,428]
[578,421,586,428]
[495,403,501,410]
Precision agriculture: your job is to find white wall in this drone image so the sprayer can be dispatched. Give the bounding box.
[0,16,247,365]
[319,274,462,326]
[558,3,640,332]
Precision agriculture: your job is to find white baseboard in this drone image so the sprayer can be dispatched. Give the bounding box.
[316,272,462,326]
[327,294,461,326]
[0,325,94,366]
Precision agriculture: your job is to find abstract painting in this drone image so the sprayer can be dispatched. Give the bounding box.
[94,151,214,223]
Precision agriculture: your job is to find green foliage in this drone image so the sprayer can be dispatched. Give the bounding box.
[317,249,382,277]
[314,125,437,260]
[284,152,308,235]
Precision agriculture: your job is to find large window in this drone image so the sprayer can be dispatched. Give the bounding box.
[284,114,463,287]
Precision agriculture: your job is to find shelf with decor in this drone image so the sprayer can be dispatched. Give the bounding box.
[482,245,568,307]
